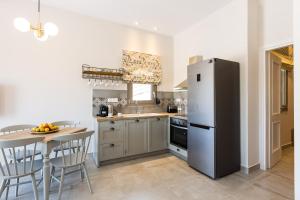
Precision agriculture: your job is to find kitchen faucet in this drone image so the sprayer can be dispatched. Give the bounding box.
[135,101,144,114]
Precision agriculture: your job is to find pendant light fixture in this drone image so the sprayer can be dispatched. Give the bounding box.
[14,0,58,41]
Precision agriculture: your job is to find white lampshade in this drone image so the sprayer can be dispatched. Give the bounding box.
[44,22,58,36]
[14,18,30,32]
[34,31,48,41]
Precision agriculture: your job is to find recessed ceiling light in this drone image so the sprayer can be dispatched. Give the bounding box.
[134,21,139,26]
[153,27,158,31]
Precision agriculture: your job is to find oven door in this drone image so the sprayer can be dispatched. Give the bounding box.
[170,124,188,149]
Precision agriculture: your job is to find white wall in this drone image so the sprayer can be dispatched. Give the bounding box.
[258,0,293,48]
[294,0,299,198]
[247,0,294,170]
[0,0,173,130]
[173,0,247,85]
[247,0,260,168]
[174,0,250,167]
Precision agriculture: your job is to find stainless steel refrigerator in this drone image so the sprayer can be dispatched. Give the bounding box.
[187,58,240,179]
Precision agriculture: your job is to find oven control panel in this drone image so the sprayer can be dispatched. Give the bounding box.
[170,117,188,127]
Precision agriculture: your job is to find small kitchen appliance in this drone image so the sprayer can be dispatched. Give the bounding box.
[98,104,108,117]
[167,104,178,113]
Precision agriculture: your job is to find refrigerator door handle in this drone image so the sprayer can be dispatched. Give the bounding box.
[190,123,211,130]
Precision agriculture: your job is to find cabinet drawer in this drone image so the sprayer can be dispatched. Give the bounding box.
[100,142,124,161]
[100,120,123,128]
[100,125,124,144]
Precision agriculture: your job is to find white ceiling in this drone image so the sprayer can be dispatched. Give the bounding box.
[41,0,233,36]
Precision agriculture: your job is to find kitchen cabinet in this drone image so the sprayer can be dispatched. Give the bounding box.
[94,120,125,164]
[125,119,148,156]
[148,117,168,152]
[94,115,169,166]
[100,142,124,161]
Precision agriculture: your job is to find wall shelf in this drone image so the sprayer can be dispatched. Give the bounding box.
[82,64,125,81]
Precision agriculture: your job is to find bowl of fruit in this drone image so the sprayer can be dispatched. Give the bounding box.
[31,123,59,134]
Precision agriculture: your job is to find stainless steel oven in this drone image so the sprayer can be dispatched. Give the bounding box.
[170,117,188,150]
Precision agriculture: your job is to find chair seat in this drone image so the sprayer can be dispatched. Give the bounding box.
[2,159,43,179]
[50,154,85,168]
[6,149,42,162]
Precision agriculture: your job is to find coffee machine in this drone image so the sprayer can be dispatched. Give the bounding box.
[97,104,108,117]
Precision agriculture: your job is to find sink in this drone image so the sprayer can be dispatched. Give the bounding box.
[124,113,162,117]
[140,113,159,115]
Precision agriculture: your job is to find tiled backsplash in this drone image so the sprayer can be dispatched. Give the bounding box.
[92,89,187,116]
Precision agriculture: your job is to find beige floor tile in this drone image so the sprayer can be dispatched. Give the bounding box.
[232,184,289,200]
[254,173,294,199]
[3,148,294,200]
[270,161,294,180]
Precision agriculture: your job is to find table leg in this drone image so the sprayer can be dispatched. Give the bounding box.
[43,153,50,200]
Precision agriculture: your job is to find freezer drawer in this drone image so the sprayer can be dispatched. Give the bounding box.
[187,123,215,178]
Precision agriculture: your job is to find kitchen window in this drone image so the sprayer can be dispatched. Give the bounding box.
[128,83,157,104]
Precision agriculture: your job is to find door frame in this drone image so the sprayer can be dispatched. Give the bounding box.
[260,40,293,170]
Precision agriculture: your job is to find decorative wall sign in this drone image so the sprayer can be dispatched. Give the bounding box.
[122,50,162,84]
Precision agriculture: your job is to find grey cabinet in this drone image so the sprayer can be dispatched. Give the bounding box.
[125,119,148,156]
[98,120,125,162]
[100,142,124,161]
[148,117,168,152]
[94,116,169,166]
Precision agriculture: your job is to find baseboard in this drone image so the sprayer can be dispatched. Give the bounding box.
[281,143,294,150]
[241,163,260,175]
[99,149,169,166]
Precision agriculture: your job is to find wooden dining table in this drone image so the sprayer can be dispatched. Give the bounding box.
[0,127,87,200]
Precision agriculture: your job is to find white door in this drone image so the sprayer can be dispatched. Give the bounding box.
[269,53,282,167]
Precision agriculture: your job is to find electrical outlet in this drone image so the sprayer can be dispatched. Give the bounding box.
[107,98,119,103]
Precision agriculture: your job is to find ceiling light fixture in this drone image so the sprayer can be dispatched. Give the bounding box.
[14,0,58,41]
[153,27,158,31]
[134,21,139,26]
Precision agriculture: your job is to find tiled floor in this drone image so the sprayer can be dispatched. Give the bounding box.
[6,147,294,200]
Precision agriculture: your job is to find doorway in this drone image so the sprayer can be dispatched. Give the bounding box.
[266,45,294,169]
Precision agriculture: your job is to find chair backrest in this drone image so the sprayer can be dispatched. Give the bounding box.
[53,131,94,166]
[0,137,44,178]
[52,121,77,128]
[0,125,36,134]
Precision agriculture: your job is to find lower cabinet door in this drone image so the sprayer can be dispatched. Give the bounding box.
[125,119,148,156]
[100,142,124,161]
[149,117,168,152]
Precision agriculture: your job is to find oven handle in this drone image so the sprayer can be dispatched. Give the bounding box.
[170,124,188,130]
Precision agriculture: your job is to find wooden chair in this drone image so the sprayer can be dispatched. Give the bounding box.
[0,125,36,134]
[51,121,78,128]
[51,121,79,158]
[0,136,44,200]
[50,131,94,200]
[0,125,42,197]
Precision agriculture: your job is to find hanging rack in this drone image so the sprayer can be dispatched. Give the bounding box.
[82,64,125,81]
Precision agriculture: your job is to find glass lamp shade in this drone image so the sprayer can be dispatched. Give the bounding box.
[34,31,48,41]
[14,18,30,32]
[44,22,58,36]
